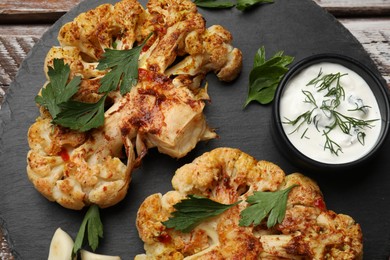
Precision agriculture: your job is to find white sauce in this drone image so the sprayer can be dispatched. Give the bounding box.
[280,62,382,164]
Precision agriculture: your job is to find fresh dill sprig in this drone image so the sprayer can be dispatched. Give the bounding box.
[283,89,318,135]
[283,109,316,135]
[307,69,346,107]
[323,130,342,155]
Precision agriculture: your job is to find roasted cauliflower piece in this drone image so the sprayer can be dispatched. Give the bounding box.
[27,101,135,210]
[165,25,243,82]
[27,0,242,209]
[136,148,363,259]
[58,0,144,60]
[119,69,216,159]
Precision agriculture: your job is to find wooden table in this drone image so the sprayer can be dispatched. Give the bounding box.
[0,0,390,109]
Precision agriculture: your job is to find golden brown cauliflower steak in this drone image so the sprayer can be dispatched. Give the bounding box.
[26,0,242,210]
[136,148,363,259]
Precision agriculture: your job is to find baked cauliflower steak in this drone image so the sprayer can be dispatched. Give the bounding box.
[136,148,363,259]
[27,0,242,210]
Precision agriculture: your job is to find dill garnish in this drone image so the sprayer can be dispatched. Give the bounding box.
[283,69,378,156]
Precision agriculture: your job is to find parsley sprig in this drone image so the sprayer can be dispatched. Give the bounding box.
[97,33,152,95]
[53,94,107,132]
[239,185,297,228]
[283,70,378,155]
[36,59,107,132]
[72,205,103,258]
[36,35,151,132]
[163,185,297,232]
[193,0,235,9]
[244,46,294,107]
[236,0,273,11]
[193,0,272,11]
[163,195,240,233]
[35,59,81,118]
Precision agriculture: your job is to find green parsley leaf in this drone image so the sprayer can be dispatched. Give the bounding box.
[53,94,107,132]
[163,195,240,233]
[236,0,273,11]
[35,59,81,118]
[97,33,152,95]
[72,205,103,257]
[239,185,298,228]
[244,46,294,107]
[193,0,235,9]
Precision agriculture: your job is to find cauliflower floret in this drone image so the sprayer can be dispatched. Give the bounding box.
[120,69,216,159]
[27,0,242,210]
[58,0,144,60]
[136,148,363,259]
[27,101,135,209]
[165,25,243,82]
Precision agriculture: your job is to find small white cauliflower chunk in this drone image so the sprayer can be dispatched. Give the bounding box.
[136,148,363,259]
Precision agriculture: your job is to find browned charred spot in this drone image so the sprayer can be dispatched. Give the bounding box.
[87,133,96,144]
[185,98,200,109]
[148,64,160,73]
[121,124,131,136]
[138,68,152,81]
[155,94,167,106]
[138,87,167,106]
[154,73,171,85]
[104,133,112,142]
[138,88,158,96]
[95,49,104,60]
[246,237,258,251]
[150,13,163,25]
[285,235,312,256]
[222,176,231,189]
[130,116,149,129]
[68,24,81,40]
[155,26,167,36]
[171,31,181,41]
[96,22,109,43]
[148,128,161,135]
[139,69,172,86]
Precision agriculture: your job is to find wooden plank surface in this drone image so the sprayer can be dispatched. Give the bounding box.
[0,0,81,23]
[0,25,47,105]
[1,0,390,23]
[314,0,390,16]
[341,18,390,85]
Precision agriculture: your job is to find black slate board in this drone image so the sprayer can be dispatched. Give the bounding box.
[1,0,390,258]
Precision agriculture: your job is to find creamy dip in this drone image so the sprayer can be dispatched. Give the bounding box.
[279,62,382,164]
